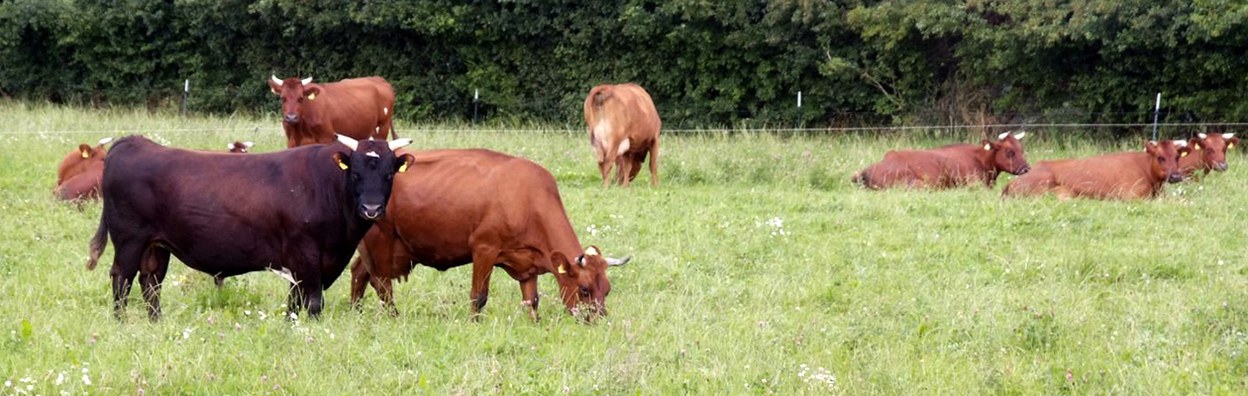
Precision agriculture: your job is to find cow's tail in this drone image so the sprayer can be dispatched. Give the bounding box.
[86,207,109,270]
[589,86,614,108]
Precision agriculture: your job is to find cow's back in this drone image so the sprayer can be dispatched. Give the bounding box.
[1007,153,1156,199]
[585,84,661,147]
[856,144,984,189]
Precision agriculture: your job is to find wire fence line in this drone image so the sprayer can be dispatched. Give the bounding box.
[4,122,1248,136]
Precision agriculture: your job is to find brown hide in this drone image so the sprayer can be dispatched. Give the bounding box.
[1003,140,1191,200]
[584,83,662,187]
[349,149,622,321]
[851,132,1030,189]
[1179,133,1238,177]
[54,139,110,201]
[267,76,396,148]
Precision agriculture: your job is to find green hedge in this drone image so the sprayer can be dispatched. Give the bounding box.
[2,1,1247,129]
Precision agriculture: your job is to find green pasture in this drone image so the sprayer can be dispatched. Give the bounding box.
[2,103,1247,394]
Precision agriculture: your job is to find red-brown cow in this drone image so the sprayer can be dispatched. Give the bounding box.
[227,141,255,153]
[584,83,661,187]
[267,75,397,148]
[1003,140,1192,200]
[852,131,1031,189]
[1179,133,1238,179]
[348,149,629,321]
[54,137,112,202]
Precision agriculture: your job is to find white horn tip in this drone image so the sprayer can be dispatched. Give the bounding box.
[997,132,1010,140]
[1224,133,1236,139]
[1198,133,1208,139]
[97,137,114,145]
[336,134,360,150]
[388,138,413,151]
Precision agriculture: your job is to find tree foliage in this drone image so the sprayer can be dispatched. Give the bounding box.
[1,0,1246,128]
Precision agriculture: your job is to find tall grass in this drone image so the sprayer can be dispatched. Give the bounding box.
[2,103,1247,394]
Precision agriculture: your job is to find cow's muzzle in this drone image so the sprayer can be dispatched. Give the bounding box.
[1214,162,1229,172]
[361,204,383,220]
[283,113,300,123]
[1167,172,1185,183]
[1015,165,1031,175]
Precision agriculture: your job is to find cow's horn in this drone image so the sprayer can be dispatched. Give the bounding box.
[997,131,1010,140]
[606,256,631,267]
[336,134,359,151]
[1224,133,1236,139]
[1198,133,1208,139]
[1173,140,1188,147]
[97,137,114,146]
[388,138,413,151]
[271,75,283,87]
[1013,131,1026,140]
[301,76,313,85]
[576,254,586,267]
[243,141,254,148]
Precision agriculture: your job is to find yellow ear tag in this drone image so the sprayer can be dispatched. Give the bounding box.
[270,88,279,95]
[1230,143,1236,149]
[1180,151,1189,158]
[983,143,991,151]
[80,151,90,159]
[1194,144,1202,151]
[557,264,567,274]
[307,92,317,101]
[398,162,409,173]
[336,158,349,170]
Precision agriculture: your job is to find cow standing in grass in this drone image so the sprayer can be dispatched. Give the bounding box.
[584,83,661,187]
[86,135,414,320]
[852,131,1031,189]
[1003,140,1191,200]
[349,148,629,322]
[54,137,112,202]
[268,75,397,148]
[1179,133,1238,179]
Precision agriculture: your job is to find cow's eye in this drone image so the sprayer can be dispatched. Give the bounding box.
[1157,156,1166,163]
[1006,150,1015,158]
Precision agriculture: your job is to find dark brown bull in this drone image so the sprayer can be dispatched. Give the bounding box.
[852,132,1031,189]
[54,137,112,202]
[267,75,397,148]
[584,83,662,187]
[1179,133,1238,179]
[1003,140,1191,200]
[348,149,628,321]
[86,135,414,320]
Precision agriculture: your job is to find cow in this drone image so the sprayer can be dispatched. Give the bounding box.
[347,149,629,322]
[1178,133,1238,179]
[267,75,397,148]
[85,135,415,321]
[227,141,255,153]
[1002,140,1191,200]
[54,137,112,202]
[852,131,1031,190]
[584,83,662,187]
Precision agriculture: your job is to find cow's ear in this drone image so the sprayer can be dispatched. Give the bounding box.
[332,152,350,171]
[395,153,415,173]
[1178,146,1192,158]
[1188,138,1203,151]
[267,78,282,95]
[1228,137,1240,150]
[78,144,92,159]
[305,86,321,101]
[551,251,578,276]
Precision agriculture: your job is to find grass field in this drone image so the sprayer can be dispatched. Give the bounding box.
[2,102,1248,394]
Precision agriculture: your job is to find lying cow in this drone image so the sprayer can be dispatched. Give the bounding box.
[584,83,662,187]
[1003,140,1191,200]
[227,141,255,153]
[852,131,1030,189]
[86,135,414,320]
[268,75,397,147]
[349,149,628,321]
[1179,133,1238,179]
[54,137,113,202]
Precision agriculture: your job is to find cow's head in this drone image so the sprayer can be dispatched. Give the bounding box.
[981,131,1030,175]
[1147,140,1191,184]
[268,75,318,124]
[57,137,112,185]
[227,141,254,154]
[332,135,415,220]
[1188,133,1238,172]
[551,246,629,322]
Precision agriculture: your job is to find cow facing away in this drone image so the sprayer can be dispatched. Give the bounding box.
[86,135,415,320]
[584,83,661,187]
[852,132,1030,190]
[1179,133,1238,179]
[267,75,397,148]
[349,149,629,322]
[54,137,113,202]
[1003,140,1191,200]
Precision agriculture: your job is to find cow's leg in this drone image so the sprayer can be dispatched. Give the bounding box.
[616,155,634,186]
[139,247,171,321]
[599,159,614,187]
[469,250,499,321]
[520,277,540,322]
[109,243,144,321]
[349,256,371,310]
[626,151,646,183]
[648,138,660,187]
[303,282,324,319]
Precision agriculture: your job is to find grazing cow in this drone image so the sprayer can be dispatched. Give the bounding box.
[348,149,629,321]
[54,137,112,202]
[584,83,661,187]
[1003,140,1191,200]
[227,141,255,153]
[1179,133,1238,179]
[852,131,1031,189]
[267,75,397,148]
[85,135,414,320]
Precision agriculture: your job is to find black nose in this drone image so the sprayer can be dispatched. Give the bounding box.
[283,114,299,123]
[1215,162,1229,172]
[361,204,382,219]
[1167,173,1184,183]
